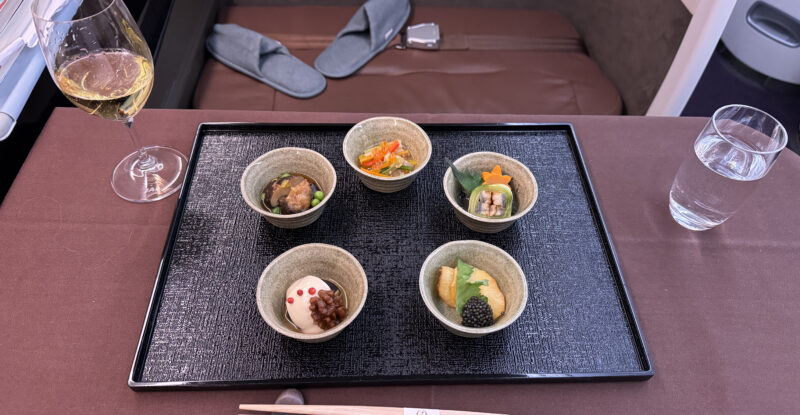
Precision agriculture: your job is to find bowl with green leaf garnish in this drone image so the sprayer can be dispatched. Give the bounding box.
[443,152,538,233]
[419,240,528,338]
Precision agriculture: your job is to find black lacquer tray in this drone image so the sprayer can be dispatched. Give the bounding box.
[129,123,653,390]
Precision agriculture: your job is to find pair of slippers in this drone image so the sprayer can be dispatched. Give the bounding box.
[206,0,411,99]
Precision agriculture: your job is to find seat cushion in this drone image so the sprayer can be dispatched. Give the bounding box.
[193,6,622,115]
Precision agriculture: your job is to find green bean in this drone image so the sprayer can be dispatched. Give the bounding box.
[314,190,324,200]
[271,207,281,214]
[279,173,291,178]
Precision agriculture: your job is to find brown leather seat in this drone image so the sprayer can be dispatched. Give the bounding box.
[193,6,622,115]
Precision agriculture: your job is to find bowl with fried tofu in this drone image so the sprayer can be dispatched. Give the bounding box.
[419,240,528,337]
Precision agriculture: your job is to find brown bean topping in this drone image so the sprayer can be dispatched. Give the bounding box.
[307,288,349,331]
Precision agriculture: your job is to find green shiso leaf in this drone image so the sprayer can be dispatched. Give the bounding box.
[446,159,483,195]
[455,258,488,315]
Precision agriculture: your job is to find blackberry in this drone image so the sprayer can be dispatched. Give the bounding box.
[461,297,493,328]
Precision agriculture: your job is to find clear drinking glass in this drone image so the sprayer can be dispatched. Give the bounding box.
[32,0,187,202]
[669,104,787,231]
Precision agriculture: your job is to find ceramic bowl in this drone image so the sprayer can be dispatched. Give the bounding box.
[419,240,528,338]
[256,243,368,343]
[240,147,336,229]
[443,152,538,233]
[342,116,432,193]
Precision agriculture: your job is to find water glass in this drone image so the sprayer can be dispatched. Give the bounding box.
[669,104,787,231]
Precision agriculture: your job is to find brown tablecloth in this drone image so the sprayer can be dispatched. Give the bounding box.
[1,109,798,414]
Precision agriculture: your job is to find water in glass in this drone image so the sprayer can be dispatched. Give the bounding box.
[669,134,769,230]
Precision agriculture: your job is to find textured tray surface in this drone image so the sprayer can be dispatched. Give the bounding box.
[136,125,647,385]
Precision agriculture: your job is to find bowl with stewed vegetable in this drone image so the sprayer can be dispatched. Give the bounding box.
[240,147,336,229]
[343,116,432,193]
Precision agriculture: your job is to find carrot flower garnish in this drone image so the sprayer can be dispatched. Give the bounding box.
[481,165,512,185]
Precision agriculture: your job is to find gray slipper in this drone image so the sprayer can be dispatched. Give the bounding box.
[314,0,410,78]
[206,24,326,99]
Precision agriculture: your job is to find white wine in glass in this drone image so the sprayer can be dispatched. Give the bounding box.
[32,0,187,202]
[55,51,153,120]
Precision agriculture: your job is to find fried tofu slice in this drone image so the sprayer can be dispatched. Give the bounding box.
[439,266,506,319]
[437,266,457,307]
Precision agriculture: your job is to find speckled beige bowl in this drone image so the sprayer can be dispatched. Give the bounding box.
[256,243,368,343]
[241,147,336,229]
[343,117,432,193]
[419,240,528,338]
[443,152,538,233]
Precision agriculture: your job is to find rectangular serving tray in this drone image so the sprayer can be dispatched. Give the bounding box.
[129,123,653,390]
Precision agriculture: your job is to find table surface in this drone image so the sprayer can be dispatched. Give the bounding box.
[1,108,798,414]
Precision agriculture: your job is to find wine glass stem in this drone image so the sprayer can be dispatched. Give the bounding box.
[124,117,156,171]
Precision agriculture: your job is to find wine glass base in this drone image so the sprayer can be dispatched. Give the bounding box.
[111,146,188,203]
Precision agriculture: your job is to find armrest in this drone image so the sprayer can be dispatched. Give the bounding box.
[647,0,737,116]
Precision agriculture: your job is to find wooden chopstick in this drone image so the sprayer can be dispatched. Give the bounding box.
[239,404,508,415]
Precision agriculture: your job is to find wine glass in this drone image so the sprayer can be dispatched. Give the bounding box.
[32,0,187,202]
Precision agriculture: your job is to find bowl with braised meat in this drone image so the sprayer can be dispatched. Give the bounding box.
[241,147,336,229]
[343,116,432,193]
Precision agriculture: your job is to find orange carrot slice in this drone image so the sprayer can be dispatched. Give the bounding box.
[481,165,512,185]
